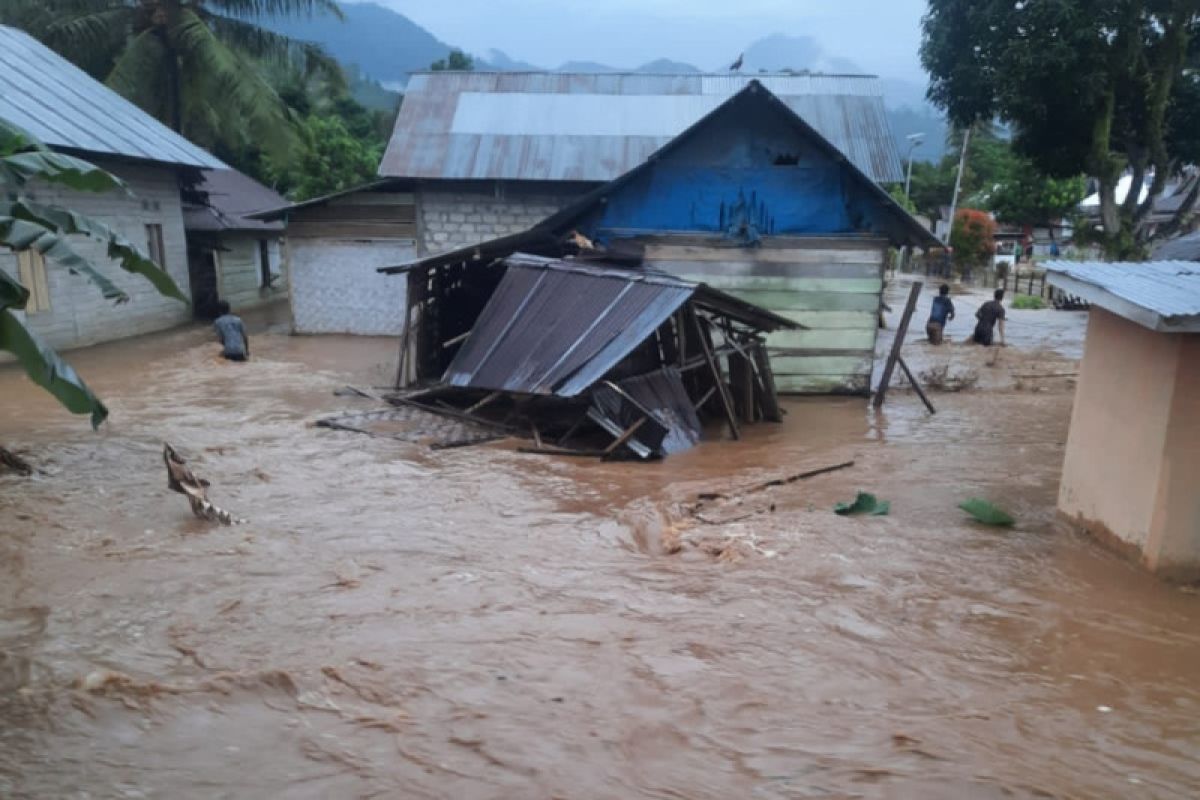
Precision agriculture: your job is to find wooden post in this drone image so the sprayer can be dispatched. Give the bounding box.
[751,342,782,422]
[728,350,755,423]
[394,296,413,389]
[896,356,936,415]
[691,310,739,440]
[873,281,922,409]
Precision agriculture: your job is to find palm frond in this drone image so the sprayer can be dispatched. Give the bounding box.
[3,198,188,303]
[170,10,299,158]
[202,11,343,85]
[206,0,344,22]
[106,28,171,122]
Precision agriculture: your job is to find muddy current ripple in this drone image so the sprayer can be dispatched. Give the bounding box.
[1,309,1198,799]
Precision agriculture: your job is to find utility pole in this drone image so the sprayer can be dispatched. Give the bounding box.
[904,133,925,198]
[944,123,972,243]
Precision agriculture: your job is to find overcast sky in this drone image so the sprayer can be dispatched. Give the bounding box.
[372,0,929,82]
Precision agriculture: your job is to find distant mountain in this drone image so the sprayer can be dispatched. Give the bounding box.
[265,5,947,163]
[262,2,455,81]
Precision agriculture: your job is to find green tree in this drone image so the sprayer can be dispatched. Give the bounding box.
[1,0,343,161]
[431,49,474,71]
[266,115,380,200]
[886,184,918,215]
[0,121,187,428]
[921,0,1200,256]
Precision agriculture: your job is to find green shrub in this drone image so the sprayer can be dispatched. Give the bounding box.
[1011,295,1045,310]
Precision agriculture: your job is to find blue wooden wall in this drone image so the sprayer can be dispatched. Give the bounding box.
[579,101,899,243]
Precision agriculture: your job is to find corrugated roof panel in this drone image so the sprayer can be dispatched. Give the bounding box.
[1045,260,1200,331]
[381,70,902,183]
[443,256,694,396]
[0,25,223,168]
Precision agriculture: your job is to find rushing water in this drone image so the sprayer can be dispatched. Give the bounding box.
[1,307,1197,799]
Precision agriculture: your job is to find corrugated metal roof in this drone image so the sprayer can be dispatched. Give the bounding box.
[443,255,694,396]
[1045,260,1200,332]
[381,71,903,183]
[1150,230,1200,262]
[0,25,223,169]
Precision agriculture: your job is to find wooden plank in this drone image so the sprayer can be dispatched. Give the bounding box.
[289,224,417,240]
[650,259,884,280]
[718,289,882,312]
[602,416,648,458]
[751,342,782,422]
[295,205,416,223]
[672,275,884,293]
[631,234,889,251]
[728,351,755,423]
[766,327,878,351]
[329,192,415,206]
[873,281,922,409]
[775,374,872,394]
[772,310,880,329]
[769,355,874,376]
[644,244,886,264]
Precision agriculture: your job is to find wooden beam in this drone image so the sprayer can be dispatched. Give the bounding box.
[691,310,739,440]
[602,416,648,459]
[873,281,922,409]
[751,342,783,422]
[896,356,936,415]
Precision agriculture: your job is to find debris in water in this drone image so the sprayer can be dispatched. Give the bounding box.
[163,442,244,525]
[0,446,33,475]
[834,492,890,516]
[958,498,1015,527]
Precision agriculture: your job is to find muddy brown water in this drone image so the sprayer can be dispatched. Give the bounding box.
[2,308,1198,799]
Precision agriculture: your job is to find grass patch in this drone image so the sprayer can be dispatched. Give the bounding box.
[1011,294,1046,310]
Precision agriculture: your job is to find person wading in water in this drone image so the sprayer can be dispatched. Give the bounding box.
[213,301,250,362]
[926,284,956,344]
[973,289,1007,347]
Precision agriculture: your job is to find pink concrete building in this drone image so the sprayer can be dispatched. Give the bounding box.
[1047,261,1199,580]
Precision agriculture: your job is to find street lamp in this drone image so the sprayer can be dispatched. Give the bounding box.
[904,132,925,198]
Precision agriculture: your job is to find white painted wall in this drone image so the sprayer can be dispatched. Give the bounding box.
[417,183,584,254]
[0,159,191,351]
[288,239,412,335]
[216,233,286,311]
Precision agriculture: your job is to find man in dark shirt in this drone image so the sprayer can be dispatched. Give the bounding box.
[973,289,1007,347]
[213,301,249,361]
[926,283,955,344]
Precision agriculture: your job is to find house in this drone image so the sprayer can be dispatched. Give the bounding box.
[384,81,937,394]
[182,169,289,318]
[251,182,414,335]
[380,71,906,258]
[1046,260,1199,580]
[0,24,223,351]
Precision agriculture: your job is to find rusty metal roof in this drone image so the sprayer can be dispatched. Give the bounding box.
[1045,260,1200,332]
[381,71,903,183]
[0,25,223,168]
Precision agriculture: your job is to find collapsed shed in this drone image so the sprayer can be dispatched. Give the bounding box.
[386,253,796,458]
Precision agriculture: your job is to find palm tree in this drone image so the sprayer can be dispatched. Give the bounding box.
[1,0,343,158]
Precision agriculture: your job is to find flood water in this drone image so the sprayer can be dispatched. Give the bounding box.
[1,303,1198,799]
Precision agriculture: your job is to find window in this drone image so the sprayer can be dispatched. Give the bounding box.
[258,239,272,287]
[145,223,166,267]
[16,250,50,313]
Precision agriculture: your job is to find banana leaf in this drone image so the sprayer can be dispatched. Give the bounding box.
[958,498,1015,526]
[0,150,128,193]
[0,308,107,429]
[834,492,890,516]
[1,200,187,303]
[0,268,30,311]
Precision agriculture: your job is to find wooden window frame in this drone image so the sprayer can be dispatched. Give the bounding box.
[145,223,166,268]
[16,249,50,313]
[258,238,272,288]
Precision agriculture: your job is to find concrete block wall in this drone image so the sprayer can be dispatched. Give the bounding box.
[288,238,412,336]
[417,182,591,255]
[0,158,191,351]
